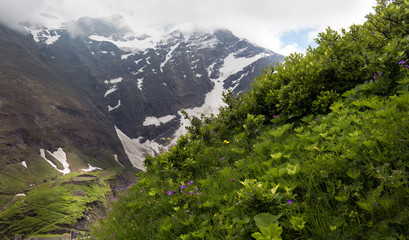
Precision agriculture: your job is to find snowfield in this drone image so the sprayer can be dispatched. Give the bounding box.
[25,27,61,45]
[81,164,103,172]
[143,115,177,126]
[89,34,159,52]
[40,148,70,175]
[115,126,164,172]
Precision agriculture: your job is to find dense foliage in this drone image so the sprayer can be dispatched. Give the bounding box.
[94,1,409,239]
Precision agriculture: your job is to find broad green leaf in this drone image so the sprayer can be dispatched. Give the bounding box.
[347,167,361,179]
[254,213,281,229]
[334,195,349,203]
[357,200,374,213]
[270,152,282,160]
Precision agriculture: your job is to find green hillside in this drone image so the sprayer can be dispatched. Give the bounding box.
[93,0,409,239]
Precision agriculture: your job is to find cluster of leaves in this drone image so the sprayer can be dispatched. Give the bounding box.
[94,1,409,239]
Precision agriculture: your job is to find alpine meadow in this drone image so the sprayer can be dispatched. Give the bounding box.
[80,0,409,239]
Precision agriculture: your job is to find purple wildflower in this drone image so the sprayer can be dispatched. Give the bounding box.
[219,157,225,161]
[272,115,277,119]
[188,191,192,195]
[399,61,406,65]
[167,191,173,196]
[287,200,293,204]
[231,178,236,182]
[195,187,200,191]
[190,180,194,184]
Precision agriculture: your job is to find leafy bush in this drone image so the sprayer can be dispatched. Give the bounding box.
[94,1,409,239]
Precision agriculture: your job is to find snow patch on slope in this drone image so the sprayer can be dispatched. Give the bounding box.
[89,34,158,52]
[143,115,176,126]
[108,100,121,111]
[25,27,61,45]
[121,53,133,59]
[160,42,180,72]
[104,86,118,97]
[137,78,143,90]
[21,161,27,168]
[115,126,163,171]
[104,77,123,84]
[40,148,70,175]
[81,164,103,172]
[219,53,267,80]
[114,154,124,167]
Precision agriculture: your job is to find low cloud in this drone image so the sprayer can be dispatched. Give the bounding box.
[0,0,376,55]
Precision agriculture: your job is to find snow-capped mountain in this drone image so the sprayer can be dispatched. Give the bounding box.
[4,15,282,174]
[21,15,284,171]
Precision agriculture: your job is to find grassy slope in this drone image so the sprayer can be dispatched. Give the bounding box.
[94,1,409,239]
[0,169,122,237]
[0,143,129,237]
[93,83,409,239]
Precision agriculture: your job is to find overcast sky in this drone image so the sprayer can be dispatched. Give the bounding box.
[0,0,376,55]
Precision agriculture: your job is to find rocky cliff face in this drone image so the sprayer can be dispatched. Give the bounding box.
[0,24,129,194]
[0,15,284,183]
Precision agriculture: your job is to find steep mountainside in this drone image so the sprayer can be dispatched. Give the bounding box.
[0,14,283,192]
[23,15,284,170]
[0,24,129,195]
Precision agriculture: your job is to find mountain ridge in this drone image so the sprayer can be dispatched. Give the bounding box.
[24,16,284,169]
[0,15,284,187]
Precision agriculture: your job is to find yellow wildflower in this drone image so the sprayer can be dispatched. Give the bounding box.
[224,140,229,144]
